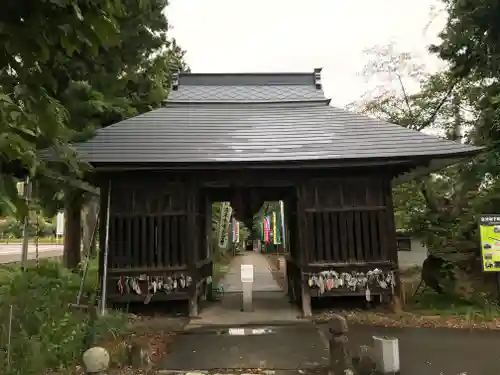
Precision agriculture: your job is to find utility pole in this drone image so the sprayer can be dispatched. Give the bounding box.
[20,177,31,271]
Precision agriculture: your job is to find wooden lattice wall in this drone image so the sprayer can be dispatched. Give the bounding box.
[299,177,397,264]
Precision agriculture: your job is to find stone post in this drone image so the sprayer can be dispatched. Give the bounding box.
[82,347,110,375]
[373,336,400,374]
[328,314,355,375]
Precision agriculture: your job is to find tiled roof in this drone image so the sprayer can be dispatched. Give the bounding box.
[168,71,325,103]
[168,85,326,103]
[71,102,481,164]
[58,70,482,165]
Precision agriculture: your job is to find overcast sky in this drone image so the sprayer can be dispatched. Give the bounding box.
[167,0,446,108]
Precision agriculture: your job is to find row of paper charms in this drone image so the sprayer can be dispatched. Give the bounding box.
[116,274,211,295]
[306,269,395,293]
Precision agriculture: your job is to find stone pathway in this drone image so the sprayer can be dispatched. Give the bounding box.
[221,252,282,293]
[161,325,328,371]
[190,252,302,327]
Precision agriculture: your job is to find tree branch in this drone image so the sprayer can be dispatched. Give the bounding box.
[419,178,439,213]
[415,78,460,131]
[396,72,414,120]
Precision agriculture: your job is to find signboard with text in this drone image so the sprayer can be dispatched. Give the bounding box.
[240,264,254,283]
[479,215,500,272]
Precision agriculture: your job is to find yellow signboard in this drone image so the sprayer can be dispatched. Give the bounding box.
[479,215,500,272]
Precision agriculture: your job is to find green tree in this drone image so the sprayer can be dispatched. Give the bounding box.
[1,1,188,267]
[358,45,487,263]
[430,0,500,80]
[1,0,187,217]
[0,0,127,215]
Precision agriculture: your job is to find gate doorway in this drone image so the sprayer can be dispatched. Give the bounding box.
[194,188,303,326]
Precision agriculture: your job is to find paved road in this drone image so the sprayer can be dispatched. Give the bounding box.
[0,244,63,264]
[319,324,500,375]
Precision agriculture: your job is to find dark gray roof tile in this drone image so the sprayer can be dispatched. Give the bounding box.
[72,103,481,163]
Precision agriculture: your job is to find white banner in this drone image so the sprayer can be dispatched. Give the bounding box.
[217,202,232,248]
[220,229,230,249]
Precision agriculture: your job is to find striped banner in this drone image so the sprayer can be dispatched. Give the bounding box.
[273,211,277,245]
[264,216,270,244]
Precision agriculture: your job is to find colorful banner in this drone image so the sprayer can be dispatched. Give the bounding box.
[272,212,277,245]
[279,200,286,249]
[232,218,240,243]
[259,208,287,246]
[263,216,270,244]
[479,214,500,271]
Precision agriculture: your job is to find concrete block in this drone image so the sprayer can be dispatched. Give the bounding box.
[373,336,400,374]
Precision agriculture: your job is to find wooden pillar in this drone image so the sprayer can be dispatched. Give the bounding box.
[63,190,84,269]
[205,193,214,301]
[296,184,312,318]
[384,178,398,266]
[384,177,402,312]
[187,182,199,317]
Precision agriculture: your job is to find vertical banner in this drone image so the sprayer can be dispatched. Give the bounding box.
[279,200,286,250]
[232,217,236,243]
[479,214,500,271]
[218,202,233,248]
[220,225,230,249]
[273,211,277,245]
[232,218,240,243]
[236,220,240,243]
[264,216,270,244]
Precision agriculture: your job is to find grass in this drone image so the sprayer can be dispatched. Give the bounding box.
[408,289,500,320]
[212,251,233,284]
[315,290,500,330]
[0,257,63,285]
[0,258,127,375]
[0,237,63,245]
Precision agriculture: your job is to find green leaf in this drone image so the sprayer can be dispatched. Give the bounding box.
[72,3,84,21]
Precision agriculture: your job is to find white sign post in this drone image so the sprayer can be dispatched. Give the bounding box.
[240,264,254,312]
[55,211,65,244]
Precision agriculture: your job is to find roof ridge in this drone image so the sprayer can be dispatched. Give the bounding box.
[165,99,332,106]
[171,69,323,90]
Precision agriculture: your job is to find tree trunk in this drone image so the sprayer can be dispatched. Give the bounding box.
[82,198,99,257]
[63,191,83,269]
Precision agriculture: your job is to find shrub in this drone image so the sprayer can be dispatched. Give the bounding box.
[0,260,126,375]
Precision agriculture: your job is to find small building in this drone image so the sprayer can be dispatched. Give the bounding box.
[64,69,480,317]
[396,231,429,270]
